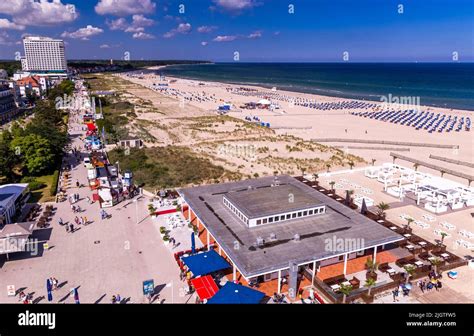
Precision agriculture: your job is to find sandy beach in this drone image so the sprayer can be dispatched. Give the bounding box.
[113,69,473,185]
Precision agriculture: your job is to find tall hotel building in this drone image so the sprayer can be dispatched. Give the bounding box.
[21,36,67,75]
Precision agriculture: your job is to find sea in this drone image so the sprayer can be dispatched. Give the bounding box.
[159,63,474,111]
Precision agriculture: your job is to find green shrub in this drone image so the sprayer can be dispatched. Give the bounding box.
[28,181,46,191]
[50,170,60,196]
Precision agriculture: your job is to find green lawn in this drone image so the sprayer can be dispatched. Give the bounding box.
[28,174,56,203]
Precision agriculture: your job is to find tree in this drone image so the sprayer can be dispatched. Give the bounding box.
[431,257,442,274]
[300,167,306,177]
[440,232,448,245]
[0,134,17,181]
[326,163,331,173]
[376,202,390,218]
[329,181,336,191]
[339,284,352,304]
[365,278,376,296]
[313,173,319,183]
[440,170,446,178]
[365,257,379,277]
[404,265,416,284]
[405,217,414,230]
[10,134,55,176]
[348,161,355,170]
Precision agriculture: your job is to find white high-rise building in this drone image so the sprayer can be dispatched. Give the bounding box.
[21,36,67,73]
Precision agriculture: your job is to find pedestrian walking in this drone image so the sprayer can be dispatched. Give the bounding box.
[74,216,79,225]
[392,288,399,302]
[116,294,121,304]
[66,224,70,233]
[76,180,79,187]
[69,223,74,233]
[111,295,117,304]
[58,218,64,226]
[86,196,91,204]
[84,216,88,225]
[53,278,58,290]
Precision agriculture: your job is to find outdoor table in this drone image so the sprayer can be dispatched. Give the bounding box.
[440,253,450,259]
[404,234,412,238]
[341,281,351,287]
[414,261,424,267]
[319,189,325,192]
[327,193,333,196]
[336,198,343,201]
[390,226,398,230]
[418,241,427,246]
[406,245,414,250]
[387,268,396,275]
[377,220,385,223]
[330,284,340,292]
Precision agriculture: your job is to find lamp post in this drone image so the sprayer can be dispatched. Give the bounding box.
[133,199,138,224]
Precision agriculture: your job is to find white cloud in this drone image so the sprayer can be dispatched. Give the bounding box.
[163,23,192,38]
[201,41,208,46]
[197,25,218,33]
[0,18,25,30]
[100,44,111,48]
[61,25,104,40]
[107,15,154,34]
[213,35,238,42]
[212,0,262,12]
[107,18,128,31]
[0,0,78,26]
[247,30,262,39]
[133,32,155,39]
[95,0,156,16]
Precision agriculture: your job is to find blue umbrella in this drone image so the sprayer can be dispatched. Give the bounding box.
[46,279,53,302]
[191,232,196,254]
[73,287,80,304]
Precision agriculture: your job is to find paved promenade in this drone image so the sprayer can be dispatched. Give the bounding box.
[0,106,194,304]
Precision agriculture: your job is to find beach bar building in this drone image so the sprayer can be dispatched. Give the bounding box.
[178,175,404,299]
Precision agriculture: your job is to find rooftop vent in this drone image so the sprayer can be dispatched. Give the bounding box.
[293,234,300,242]
[256,237,265,247]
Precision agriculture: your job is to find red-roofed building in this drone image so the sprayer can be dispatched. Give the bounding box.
[16,76,48,98]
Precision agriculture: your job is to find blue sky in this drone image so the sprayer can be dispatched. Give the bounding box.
[0,0,472,62]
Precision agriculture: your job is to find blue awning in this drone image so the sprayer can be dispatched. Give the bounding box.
[207,282,265,304]
[181,250,230,276]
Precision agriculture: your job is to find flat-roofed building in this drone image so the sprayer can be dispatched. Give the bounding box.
[21,36,67,78]
[178,175,404,294]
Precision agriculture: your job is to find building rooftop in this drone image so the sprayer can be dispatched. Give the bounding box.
[224,183,322,219]
[178,175,404,278]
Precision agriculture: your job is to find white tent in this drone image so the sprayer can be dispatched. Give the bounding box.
[257,99,271,105]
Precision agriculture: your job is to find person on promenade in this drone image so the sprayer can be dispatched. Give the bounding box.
[69,223,74,233]
[116,294,121,304]
[53,278,58,290]
[58,218,64,226]
[111,295,117,304]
